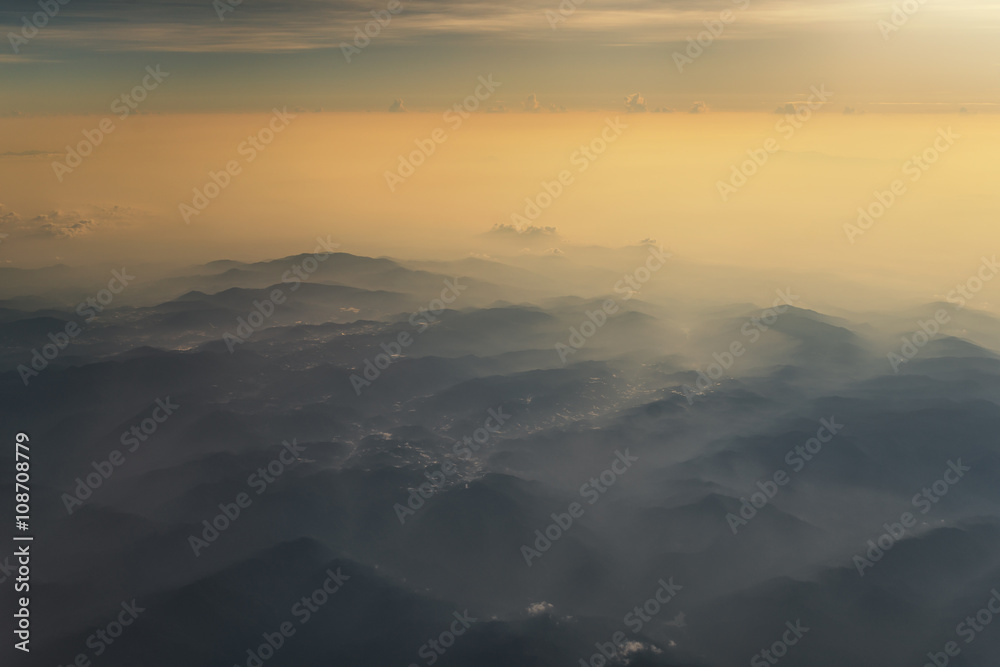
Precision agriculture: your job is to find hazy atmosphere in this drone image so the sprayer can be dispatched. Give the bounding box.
[2,1,1000,666]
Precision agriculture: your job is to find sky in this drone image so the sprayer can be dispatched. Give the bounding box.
[6,5,1000,664]
[1,0,999,114]
[1,0,999,298]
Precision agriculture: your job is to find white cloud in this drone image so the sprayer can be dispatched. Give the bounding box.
[525,601,553,616]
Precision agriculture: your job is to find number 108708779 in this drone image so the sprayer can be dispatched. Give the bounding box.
[14,433,30,532]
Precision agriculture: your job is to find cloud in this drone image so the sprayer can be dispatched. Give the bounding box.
[689,100,709,114]
[388,98,406,113]
[0,204,139,240]
[33,214,99,238]
[0,149,60,158]
[525,601,553,616]
[0,54,61,64]
[488,223,558,238]
[664,611,687,627]
[519,94,563,113]
[15,0,948,55]
[620,640,663,657]
[774,103,803,114]
[624,93,647,113]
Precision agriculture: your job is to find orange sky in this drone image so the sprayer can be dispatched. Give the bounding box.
[1,111,996,297]
[2,0,999,303]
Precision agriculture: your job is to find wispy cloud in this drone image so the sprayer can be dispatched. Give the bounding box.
[0,54,62,63]
[0,204,142,239]
[0,149,60,157]
[9,0,997,54]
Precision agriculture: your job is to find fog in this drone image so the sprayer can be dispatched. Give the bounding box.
[2,243,999,666]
